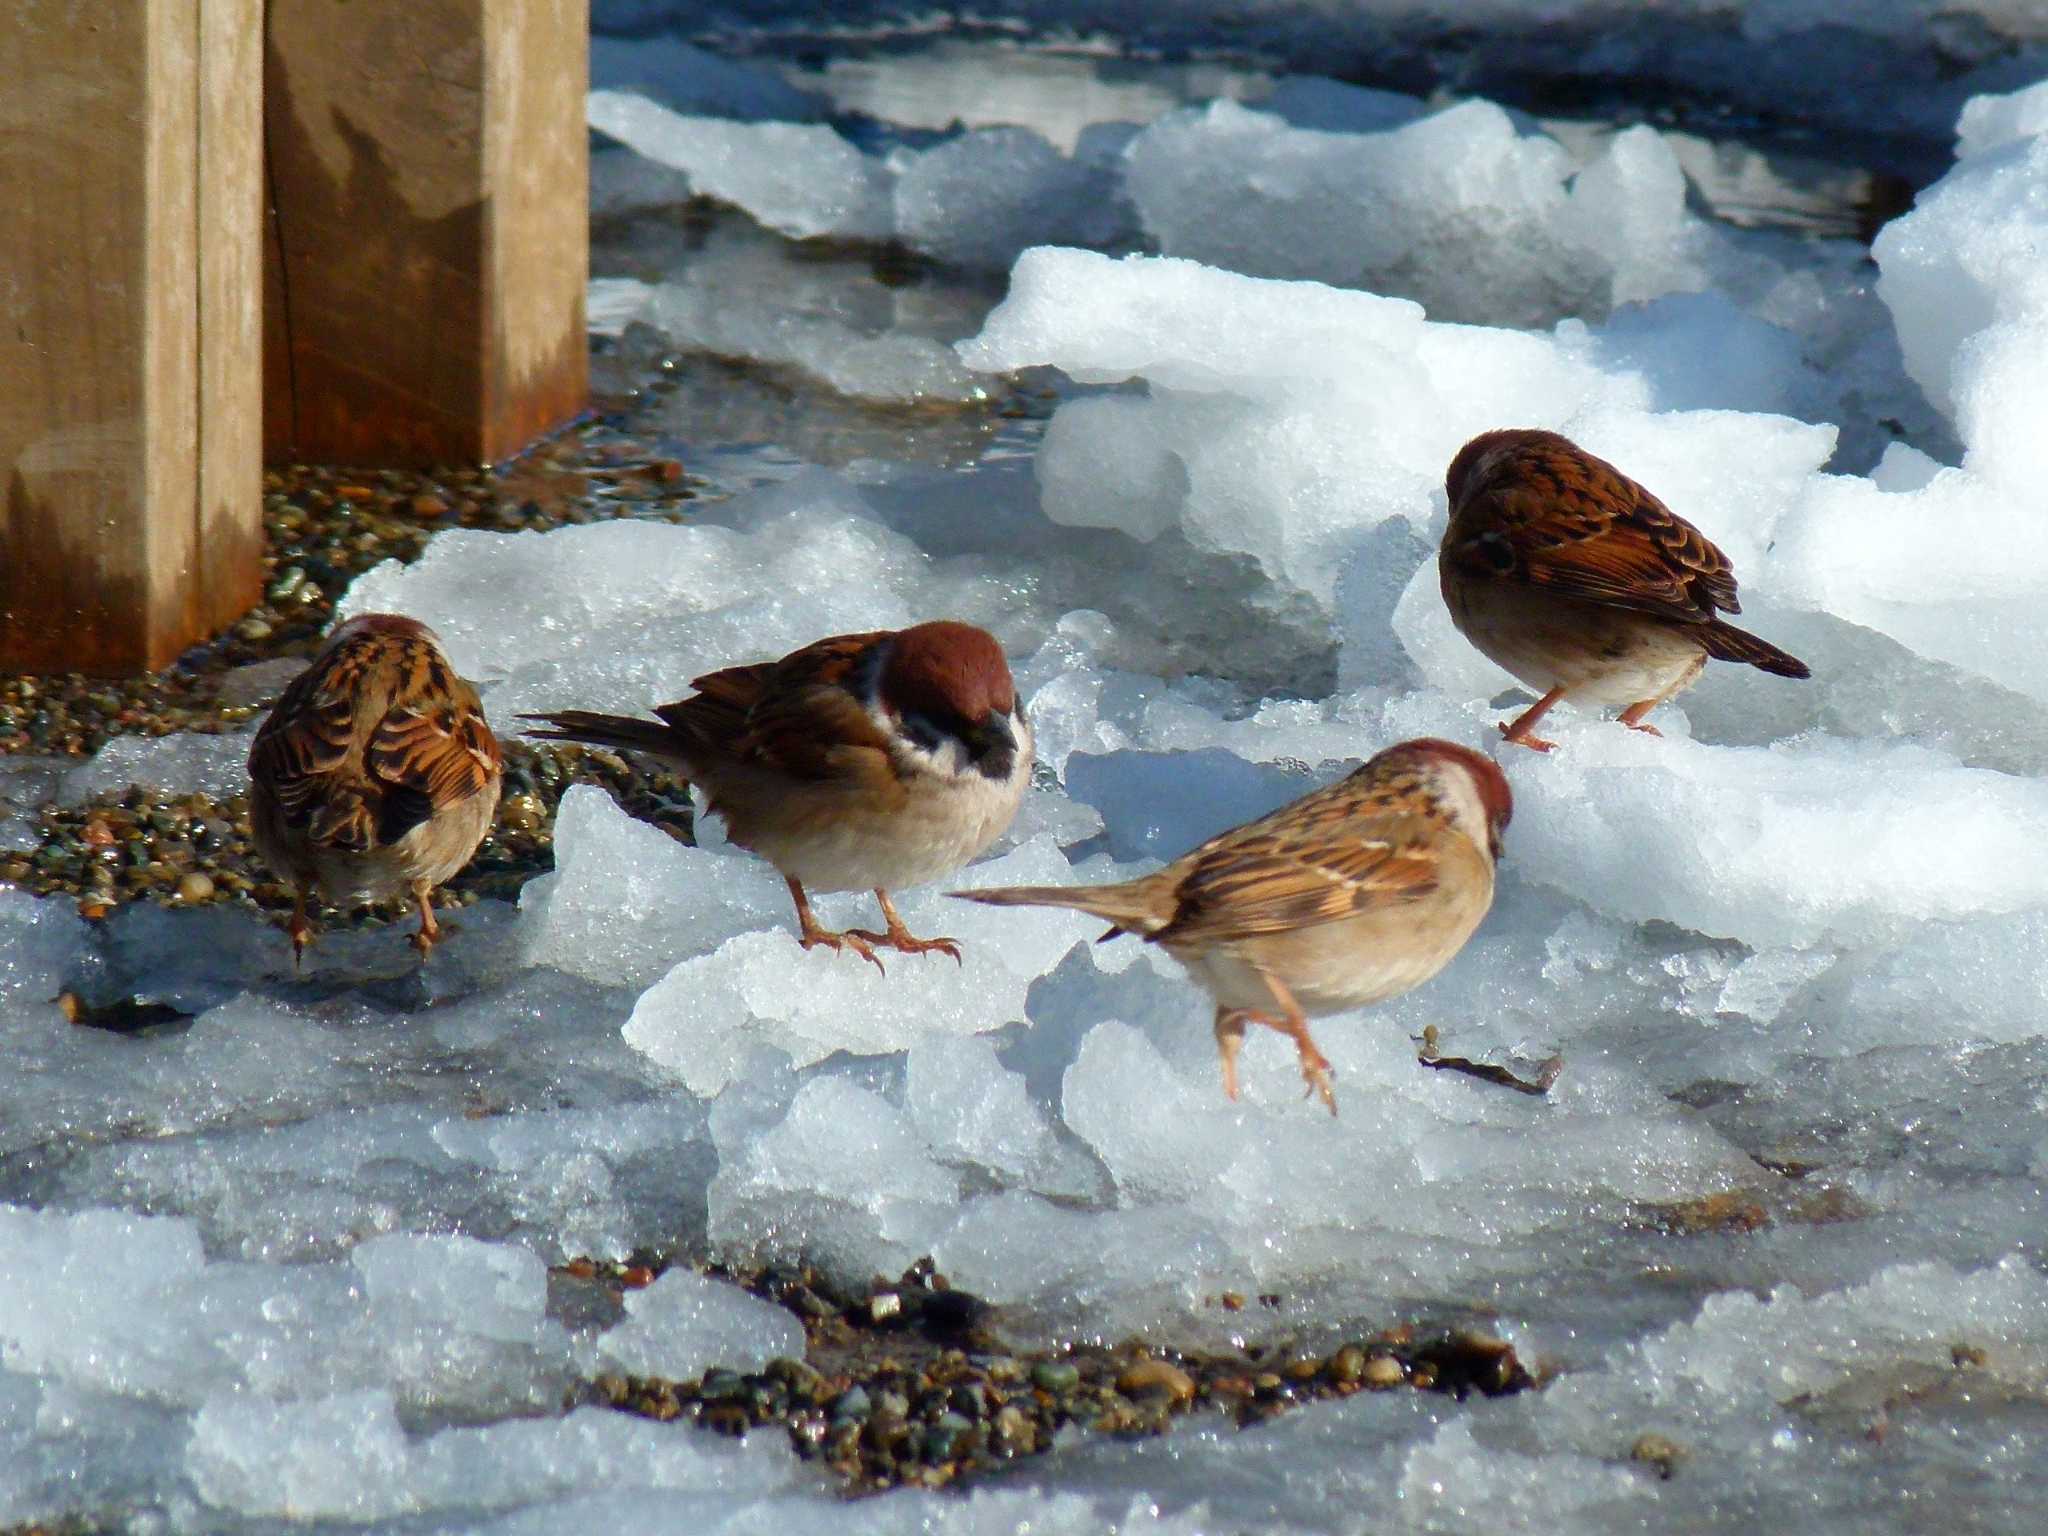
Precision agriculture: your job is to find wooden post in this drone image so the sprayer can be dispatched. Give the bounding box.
[0,0,265,675]
[264,0,589,467]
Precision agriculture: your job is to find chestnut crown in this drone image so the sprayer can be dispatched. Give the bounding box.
[1377,736,1513,848]
[878,621,1017,724]
[1444,428,1571,510]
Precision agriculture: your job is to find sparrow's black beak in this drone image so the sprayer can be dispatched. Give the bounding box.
[964,709,1017,763]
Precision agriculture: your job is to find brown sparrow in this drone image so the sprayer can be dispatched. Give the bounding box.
[955,737,1510,1113]
[524,620,1031,970]
[1439,428,1810,751]
[247,613,503,962]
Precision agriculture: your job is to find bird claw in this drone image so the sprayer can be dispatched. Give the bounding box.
[800,926,887,974]
[847,928,964,965]
[1497,720,1557,753]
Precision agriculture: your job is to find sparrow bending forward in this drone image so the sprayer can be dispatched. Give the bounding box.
[1440,428,1810,751]
[954,738,1510,1113]
[248,613,503,962]
[524,621,1031,969]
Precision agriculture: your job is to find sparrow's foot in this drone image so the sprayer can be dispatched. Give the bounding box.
[409,883,442,961]
[852,890,964,964]
[1616,700,1666,737]
[785,877,886,972]
[1500,684,1569,754]
[1213,1009,1250,1102]
[1245,974,1338,1115]
[797,923,887,973]
[1294,1038,1337,1116]
[1497,721,1558,753]
[849,928,963,962]
[287,895,315,973]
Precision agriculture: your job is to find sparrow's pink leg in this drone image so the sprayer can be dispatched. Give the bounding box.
[1212,1008,1250,1101]
[287,890,315,972]
[1499,685,1568,753]
[1616,699,1664,736]
[847,890,963,964]
[409,880,441,959]
[1222,976,1337,1114]
[1260,972,1338,1115]
[785,877,885,973]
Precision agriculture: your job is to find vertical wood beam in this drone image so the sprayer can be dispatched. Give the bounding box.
[264,0,589,468]
[0,0,264,675]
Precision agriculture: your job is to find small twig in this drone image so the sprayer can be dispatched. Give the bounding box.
[1414,1025,1562,1096]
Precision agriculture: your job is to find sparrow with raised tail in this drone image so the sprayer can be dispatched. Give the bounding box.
[1439,428,1810,751]
[248,613,503,962]
[524,620,1031,969]
[954,737,1510,1113]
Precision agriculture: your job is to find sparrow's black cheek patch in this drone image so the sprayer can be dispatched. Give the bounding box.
[898,711,955,758]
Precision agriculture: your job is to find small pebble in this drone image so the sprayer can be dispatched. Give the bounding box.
[1362,1355,1405,1390]
[1031,1361,1079,1393]
[1116,1359,1196,1405]
[176,872,215,903]
[1630,1432,1687,1479]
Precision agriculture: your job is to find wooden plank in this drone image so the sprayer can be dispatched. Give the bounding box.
[0,0,264,676]
[264,0,589,468]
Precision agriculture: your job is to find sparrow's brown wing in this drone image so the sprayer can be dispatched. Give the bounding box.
[249,642,367,833]
[363,644,502,844]
[660,631,898,785]
[1445,438,1741,623]
[1153,777,1448,947]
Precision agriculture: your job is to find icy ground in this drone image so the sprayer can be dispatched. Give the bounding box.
[10,33,2048,1536]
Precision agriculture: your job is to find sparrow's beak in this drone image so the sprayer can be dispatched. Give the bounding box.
[964,709,1017,763]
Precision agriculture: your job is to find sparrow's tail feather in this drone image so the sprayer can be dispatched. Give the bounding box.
[951,881,1167,938]
[521,710,687,759]
[1701,621,1810,679]
[308,786,377,853]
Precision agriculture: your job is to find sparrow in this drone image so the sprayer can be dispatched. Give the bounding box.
[523,620,1031,969]
[1439,428,1810,751]
[247,613,503,962]
[954,737,1510,1113]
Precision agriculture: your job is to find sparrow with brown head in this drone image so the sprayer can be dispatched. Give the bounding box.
[955,737,1511,1113]
[1439,428,1810,751]
[525,620,1032,970]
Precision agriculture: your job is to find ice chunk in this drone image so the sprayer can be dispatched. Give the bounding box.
[1122,100,1724,327]
[891,126,1130,272]
[60,729,253,804]
[587,90,891,241]
[1956,77,2048,159]
[1503,729,2048,948]
[353,1233,548,1346]
[904,1034,1099,1196]
[623,835,1103,1095]
[188,1389,414,1521]
[0,889,86,1009]
[597,1268,805,1379]
[519,784,789,989]
[707,1076,959,1279]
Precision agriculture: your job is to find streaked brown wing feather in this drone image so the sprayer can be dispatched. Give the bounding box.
[249,645,368,828]
[1156,780,1446,946]
[660,631,897,783]
[368,666,501,811]
[1447,441,1740,624]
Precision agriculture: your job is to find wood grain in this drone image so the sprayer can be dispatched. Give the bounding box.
[264,0,588,467]
[0,0,262,674]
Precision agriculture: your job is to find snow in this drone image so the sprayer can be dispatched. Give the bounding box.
[10,34,2048,1536]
